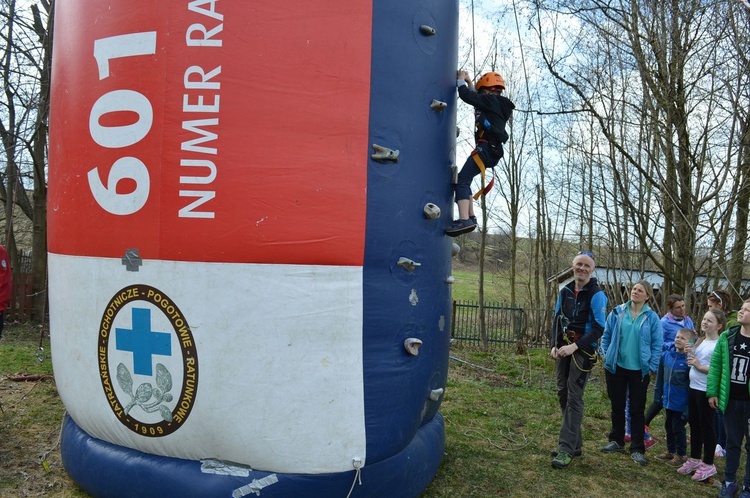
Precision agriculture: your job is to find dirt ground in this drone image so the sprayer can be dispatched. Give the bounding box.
[0,375,83,497]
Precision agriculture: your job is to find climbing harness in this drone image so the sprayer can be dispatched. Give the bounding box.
[561,332,599,373]
[469,151,496,200]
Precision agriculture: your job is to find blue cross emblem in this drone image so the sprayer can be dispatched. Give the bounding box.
[115,307,172,376]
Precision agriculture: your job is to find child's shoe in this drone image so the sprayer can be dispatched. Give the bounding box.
[691,462,717,481]
[644,435,657,450]
[624,433,631,443]
[719,481,740,497]
[677,457,702,475]
[446,218,476,237]
[667,454,687,467]
[656,451,674,461]
[716,444,726,458]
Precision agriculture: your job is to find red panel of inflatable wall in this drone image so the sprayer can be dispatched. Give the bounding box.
[48,1,372,266]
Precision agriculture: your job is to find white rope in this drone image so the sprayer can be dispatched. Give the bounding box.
[344,463,362,498]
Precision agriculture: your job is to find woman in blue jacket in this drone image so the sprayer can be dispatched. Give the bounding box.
[600,280,663,466]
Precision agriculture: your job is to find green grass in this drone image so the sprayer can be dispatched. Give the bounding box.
[421,345,723,498]
[0,323,731,498]
[451,268,530,304]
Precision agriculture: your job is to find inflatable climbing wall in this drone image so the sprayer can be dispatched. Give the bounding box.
[48,1,458,496]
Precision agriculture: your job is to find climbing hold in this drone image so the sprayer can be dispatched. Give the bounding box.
[409,289,419,306]
[445,276,455,285]
[397,257,421,272]
[419,25,436,36]
[429,388,444,401]
[430,99,447,112]
[404,338,423,356]
[451,243,460,257]
[423,203,441,219]
[371,144,399,163]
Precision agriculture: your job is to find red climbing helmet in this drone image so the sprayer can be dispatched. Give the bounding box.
[475,72,505,91]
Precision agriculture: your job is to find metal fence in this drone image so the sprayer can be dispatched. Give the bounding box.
[451,300,528,346]
[8,252,36,322]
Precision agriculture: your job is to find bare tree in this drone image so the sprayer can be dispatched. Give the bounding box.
[530,0,749,310]
[0,0,51,320]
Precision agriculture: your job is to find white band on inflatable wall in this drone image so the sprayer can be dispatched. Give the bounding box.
[49,252,366,474]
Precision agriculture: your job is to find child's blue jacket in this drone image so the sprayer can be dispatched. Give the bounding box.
[655,346,690,414]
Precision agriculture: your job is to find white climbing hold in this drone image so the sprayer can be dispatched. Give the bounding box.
[423,203,441,219]
[404,338,423,356]
[371,143,399,163]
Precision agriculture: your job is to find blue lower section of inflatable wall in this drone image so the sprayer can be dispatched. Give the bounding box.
[61,413,445,498]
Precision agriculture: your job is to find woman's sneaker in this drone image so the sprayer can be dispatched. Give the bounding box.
[691,462,717,481]
[601,441,625,453]
[631,452,647,466]
[677,457,702,475]
[716,444,726,458]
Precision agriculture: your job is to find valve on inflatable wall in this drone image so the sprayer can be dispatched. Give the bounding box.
[419,25,437,36]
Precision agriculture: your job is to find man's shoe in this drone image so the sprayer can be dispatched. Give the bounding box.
[445,218,476,237]
[601,441,625,453]
[738,488,750,498]
[550,449,582,457]
[631,451,647,466]
[719,482,740,497]
[551,451,572,469]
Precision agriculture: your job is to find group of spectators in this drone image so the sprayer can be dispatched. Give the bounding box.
[549,252,750,498]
